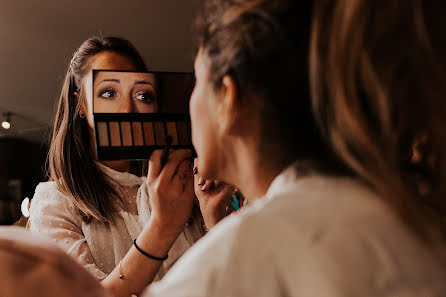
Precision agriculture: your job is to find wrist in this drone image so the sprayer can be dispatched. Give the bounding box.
[138,217,181,257]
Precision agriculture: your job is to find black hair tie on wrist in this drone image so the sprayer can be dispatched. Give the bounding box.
[133,239,168,261]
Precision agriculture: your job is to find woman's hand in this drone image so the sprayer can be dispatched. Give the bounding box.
[194,159,234,230]
[146,149,195,239]
[100,149,195,297]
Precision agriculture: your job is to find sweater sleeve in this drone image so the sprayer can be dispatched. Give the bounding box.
[29,182,108,280]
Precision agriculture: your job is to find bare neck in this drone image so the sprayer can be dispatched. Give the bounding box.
[226,139,286,203]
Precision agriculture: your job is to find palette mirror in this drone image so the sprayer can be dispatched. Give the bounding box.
[92,70,195,161]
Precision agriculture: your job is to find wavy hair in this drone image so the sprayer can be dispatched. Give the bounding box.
[310,0,446,239]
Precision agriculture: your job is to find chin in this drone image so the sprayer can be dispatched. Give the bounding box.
[197,158,210,178]
[204,159,227,184]
[197,156,214,180]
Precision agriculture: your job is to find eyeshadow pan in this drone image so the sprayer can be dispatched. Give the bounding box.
[132,122,144,146]
[143,122,155,146]
[109,122,121,146]
[177,121,189,145]
[121,122,133,146]
[166,122,179,145]
[154,122,166,145]
[97,122,109,147]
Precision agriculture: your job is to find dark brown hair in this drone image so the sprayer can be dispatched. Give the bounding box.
[310,0,446,237]
[49,36,148,223]
[194,0,346,172]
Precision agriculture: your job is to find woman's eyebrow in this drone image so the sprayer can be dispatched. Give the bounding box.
[100,78,120,83]
[134,80,153,86]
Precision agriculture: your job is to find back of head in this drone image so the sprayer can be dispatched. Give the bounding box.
[194,0,345,171]
[0,227,108,297]
[310,0,446,239]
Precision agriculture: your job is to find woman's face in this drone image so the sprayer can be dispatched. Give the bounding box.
[93,71,157,113]
[82,51,158,129]
[190,51,223,179]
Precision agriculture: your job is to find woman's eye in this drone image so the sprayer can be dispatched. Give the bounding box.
[135,91,154,103]
[99,88,116,99]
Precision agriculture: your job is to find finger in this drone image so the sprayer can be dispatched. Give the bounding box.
[194,171,202,195]
[183,168,195,201]
[148,150,164,181]
[172,158,193,189]
[209,180,216,190]
[160,149,192,182]
[201,180,213,191]
[214,180,221,188]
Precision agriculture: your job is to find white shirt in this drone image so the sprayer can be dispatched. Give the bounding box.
[143,164,446,296]
[29,164,205,281]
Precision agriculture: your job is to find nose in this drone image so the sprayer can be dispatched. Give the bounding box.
[118,96,135,113]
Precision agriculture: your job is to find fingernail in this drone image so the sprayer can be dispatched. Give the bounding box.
[198,177,204,185]
[201,184,207,191]
[214,180,220,188]
[193,167,198,175]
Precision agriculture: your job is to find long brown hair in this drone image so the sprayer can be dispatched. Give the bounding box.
[310,0,446,238]
[49,36,148,223]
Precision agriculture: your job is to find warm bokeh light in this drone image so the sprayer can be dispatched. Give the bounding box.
[21,197,30,218]
[1,121,10,129]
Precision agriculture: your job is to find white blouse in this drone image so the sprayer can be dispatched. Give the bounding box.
[29,164,205,281]
[143,164,446,296]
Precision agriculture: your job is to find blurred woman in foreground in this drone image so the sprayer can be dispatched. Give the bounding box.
[142,0,446,296]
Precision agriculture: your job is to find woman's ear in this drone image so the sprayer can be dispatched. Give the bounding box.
[218,75,240,136]
[76,93,90,120]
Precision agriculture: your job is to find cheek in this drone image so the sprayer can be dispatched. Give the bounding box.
[190,86,220,177]
[189,88,202,147]
[135,101,158,113]
[190,87,212,150]
[94,99,118,113]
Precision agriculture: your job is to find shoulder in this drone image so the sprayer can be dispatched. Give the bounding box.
[234,175,446,294]
[31,181,74,209]
[193,174,410,257]
[32,181,71,202]
[33,181,62,199]
[236,175,412,255]
[30,181,79,223]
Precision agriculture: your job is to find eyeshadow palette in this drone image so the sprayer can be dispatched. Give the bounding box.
[91,70,195,161]
[93,113,193,160]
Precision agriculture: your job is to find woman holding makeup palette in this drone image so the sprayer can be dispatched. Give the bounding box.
[28,36,234,297]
